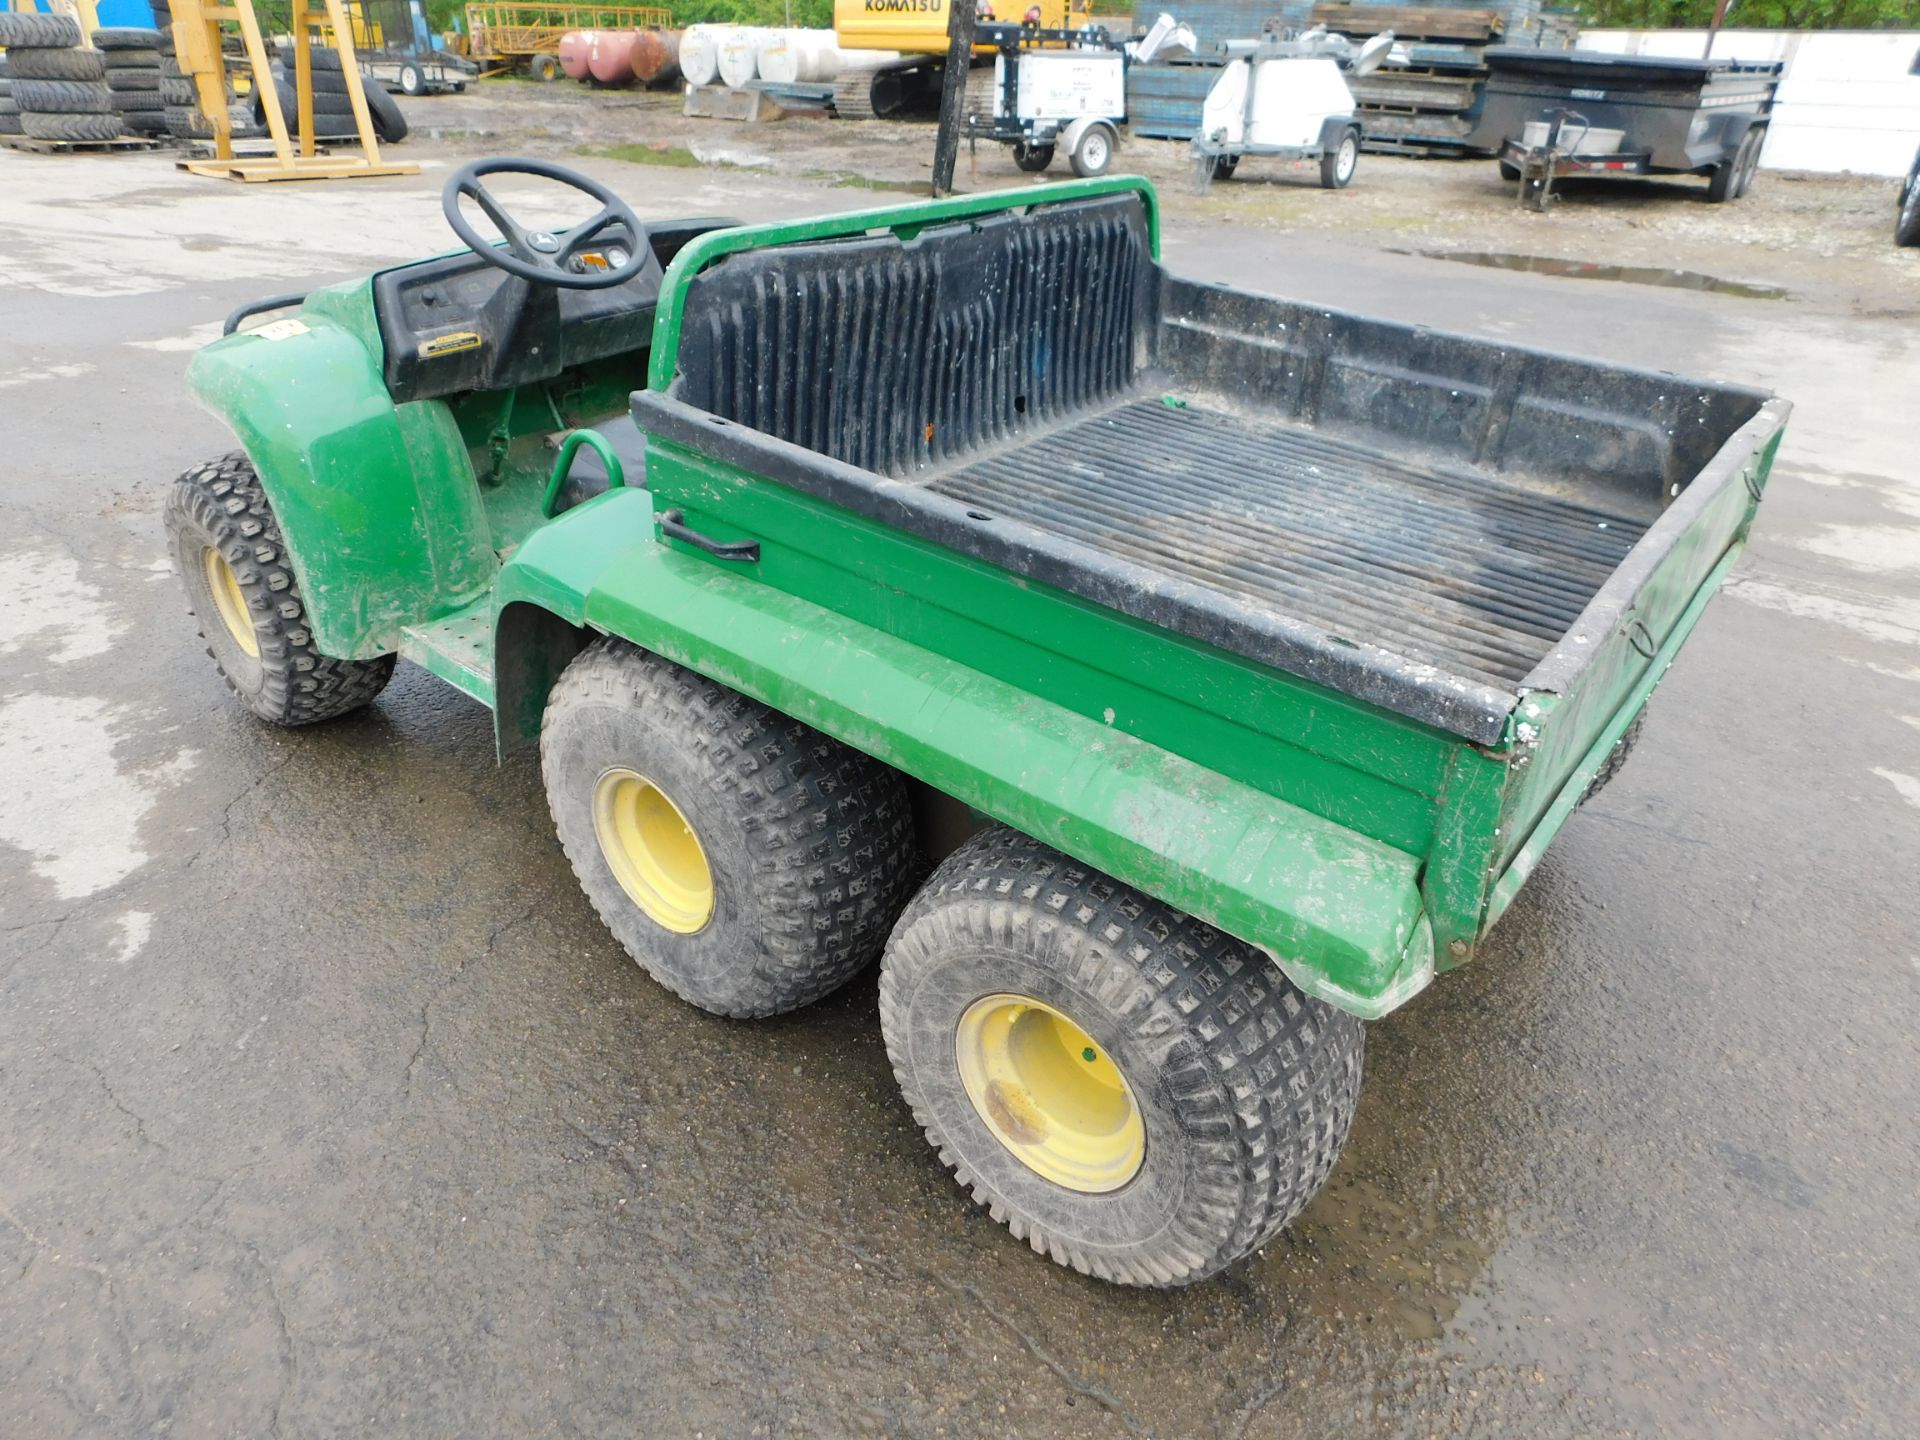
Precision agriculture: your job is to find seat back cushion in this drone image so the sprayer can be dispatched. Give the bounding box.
[666,193,1157,478]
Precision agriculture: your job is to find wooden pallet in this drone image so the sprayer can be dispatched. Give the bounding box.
[1351,74,1482,110]
[1,134,163,155]
[1309,4,1504,43]
[186,137,331,159]
[683,82,833,123]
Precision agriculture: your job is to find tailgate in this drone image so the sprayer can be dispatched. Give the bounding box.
[1480,398,1792,928]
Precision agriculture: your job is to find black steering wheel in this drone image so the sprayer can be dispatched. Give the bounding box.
[443,157,650,290]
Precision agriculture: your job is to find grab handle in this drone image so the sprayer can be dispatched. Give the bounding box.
[658,509,760,563]
[541,430,626,518]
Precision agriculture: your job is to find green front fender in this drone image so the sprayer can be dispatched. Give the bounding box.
[185,282,494,659]
[496,489,1434,1020]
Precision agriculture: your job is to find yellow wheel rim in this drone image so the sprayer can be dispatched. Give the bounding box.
[202,548,259,658]
[591,769,714,934]
[955,994,1145,1194]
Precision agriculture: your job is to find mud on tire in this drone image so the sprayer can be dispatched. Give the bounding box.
[541,640,921,1019]
[879,827,1365,1287]
[163,451,396,725]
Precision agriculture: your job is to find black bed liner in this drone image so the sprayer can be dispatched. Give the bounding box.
[930,396,1646,691]
[638,193,1772,744]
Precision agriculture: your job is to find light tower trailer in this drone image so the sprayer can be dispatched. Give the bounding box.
[1189,27,1393,193]
[964,23,1129,179]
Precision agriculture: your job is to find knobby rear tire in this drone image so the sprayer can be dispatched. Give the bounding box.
[879,827,1365,1287]
[541,639,921,1018]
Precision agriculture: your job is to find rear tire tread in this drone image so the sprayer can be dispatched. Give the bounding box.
[542,640,920,1018]
[879,828,1364,1288]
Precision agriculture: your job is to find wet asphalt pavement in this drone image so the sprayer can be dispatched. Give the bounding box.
[1,149,1916,1439]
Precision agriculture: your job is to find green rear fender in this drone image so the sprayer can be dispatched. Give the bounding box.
[185,282,495,660]
[494,489,1434,1021]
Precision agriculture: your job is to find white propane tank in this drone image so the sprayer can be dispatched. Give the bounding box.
[679,25,721,87]
[1200,55,1355,149]
[715,27,764,89]
[754,29,900,86]
[754,29,833,85]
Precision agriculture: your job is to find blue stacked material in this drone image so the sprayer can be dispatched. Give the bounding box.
[1125,61,1221,142]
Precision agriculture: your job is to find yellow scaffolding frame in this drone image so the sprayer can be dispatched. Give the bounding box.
[169,0,419,182]
[465,3,670,75]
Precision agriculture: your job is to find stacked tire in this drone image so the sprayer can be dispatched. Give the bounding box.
[95,27,166,137]
[0,13,120,144]
[154,17,215,142]
[0,56,16,139]
[255,44,407,145]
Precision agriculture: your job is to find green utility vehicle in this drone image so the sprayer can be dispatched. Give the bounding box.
[166,161,1788,1287]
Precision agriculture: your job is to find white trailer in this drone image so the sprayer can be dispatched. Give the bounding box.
[1190,28,1393,192]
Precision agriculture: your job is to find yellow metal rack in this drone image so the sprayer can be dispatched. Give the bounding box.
[464,3,670,79]
[170,0,418,182]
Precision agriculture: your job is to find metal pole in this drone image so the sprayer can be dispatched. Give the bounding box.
[1704,0,1736,61]
[931,1,979,197]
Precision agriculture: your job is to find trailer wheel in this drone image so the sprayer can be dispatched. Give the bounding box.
[541,640,920,1019]
[1498,159,1520,182]
[1732,128,1764,199]
[163,452,396,726]
[880,828,1364,1287]
[1068,123,1115,178]
[1011,139,1053,173]
[1320,128,1359,189]
[1899,161,1920,248]
[1706,152,1739,204]
[530,54,561,82]
[397,62,425,97]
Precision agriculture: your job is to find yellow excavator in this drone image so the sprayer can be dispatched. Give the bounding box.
[832,0,1090,119]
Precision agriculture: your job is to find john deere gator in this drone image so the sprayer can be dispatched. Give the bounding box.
[165,160,1788,1286]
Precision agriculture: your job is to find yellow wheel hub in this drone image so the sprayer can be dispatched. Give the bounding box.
[955,994,1145,1193]
[591,769,714,934]
[202,548,259,658]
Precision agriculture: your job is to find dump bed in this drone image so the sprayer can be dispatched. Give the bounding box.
[1469,48,1781,173]
[622,179,1787,1015]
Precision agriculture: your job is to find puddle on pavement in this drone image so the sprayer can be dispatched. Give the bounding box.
[1274,1172,1499,1342]
[1400,249,1792,300]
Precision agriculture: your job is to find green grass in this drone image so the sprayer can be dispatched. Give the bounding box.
[580,143,703,169]
[801,169,929,194]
